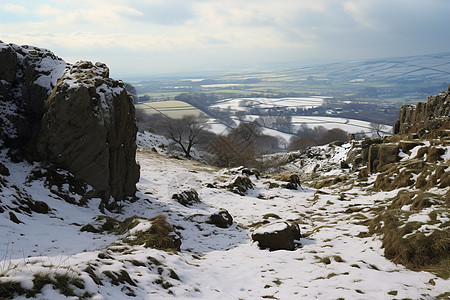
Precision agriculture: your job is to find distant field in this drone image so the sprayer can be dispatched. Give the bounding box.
[290,116,391,134]
[211,97,325,111]
[138,92,183,100]
[135,101,202,118]
[242,115,391,137]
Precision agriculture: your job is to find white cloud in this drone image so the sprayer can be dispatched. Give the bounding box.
[343,1,379,29]
[2,0,450,75]
[35,4,64,18]
[0,4,28,14]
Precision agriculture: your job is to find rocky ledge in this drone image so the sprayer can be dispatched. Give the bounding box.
[393,85,450,136]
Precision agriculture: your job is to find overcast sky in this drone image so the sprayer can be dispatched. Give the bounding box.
[1,0,449,77]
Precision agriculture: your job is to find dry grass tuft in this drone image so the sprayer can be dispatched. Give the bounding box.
[124,215,181,251]
[389,190,438,210]
[369,208,450,278]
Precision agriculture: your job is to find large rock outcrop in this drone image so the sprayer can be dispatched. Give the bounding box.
[0,42,67,151]
[393,85,450,135]
[0,42,140,206]
[37,61,140,205]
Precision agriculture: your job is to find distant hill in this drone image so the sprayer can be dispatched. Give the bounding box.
[285,52,450,82]
[134,52,450,105]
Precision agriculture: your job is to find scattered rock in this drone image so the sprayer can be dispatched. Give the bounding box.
[251,221,301,251]
[228,176,254,195]
[172,189,200,206]
[208,210,233,228]
[283,174,303,190]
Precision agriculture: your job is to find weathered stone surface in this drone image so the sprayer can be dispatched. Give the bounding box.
[394,88,450,135]
[37,61,139,205]
[252,221,301,251]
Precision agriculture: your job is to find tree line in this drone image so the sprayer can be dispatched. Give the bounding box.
[135,110,356,169]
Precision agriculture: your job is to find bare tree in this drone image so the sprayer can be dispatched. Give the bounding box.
[273,116,292,132]
[318,128,348,145]
[162,114,210,158]
[287,136,317,151]
[124,82,138,103]
[370,122,387,137]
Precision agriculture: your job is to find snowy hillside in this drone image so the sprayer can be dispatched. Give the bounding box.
[1,136,449,299]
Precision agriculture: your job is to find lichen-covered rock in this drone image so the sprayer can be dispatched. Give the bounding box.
[37,61,139,206]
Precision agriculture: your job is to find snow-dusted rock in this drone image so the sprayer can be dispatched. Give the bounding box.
[252,221,301,251]
[37,61,140,206]
[172,189,200,206]
[0,42,67,150]
[208,209,234,228]
[228,176,254,195]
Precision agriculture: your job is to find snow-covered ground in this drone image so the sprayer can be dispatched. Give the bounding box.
[1,137,449,299]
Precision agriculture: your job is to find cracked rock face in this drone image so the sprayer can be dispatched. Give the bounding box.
[37,61,140,205]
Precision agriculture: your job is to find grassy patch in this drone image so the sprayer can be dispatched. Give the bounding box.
[124,215,181,251]
[326,272,338,279]
[388,290,398,296]
[0,280,29,298]
[263,213,281,220]
[0,272,88,299]
[272,279,282,286]
[318,257,331,265]
[368,203,450,278]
